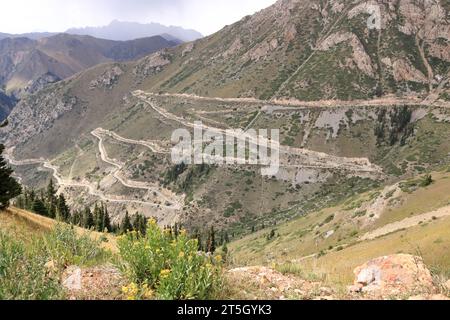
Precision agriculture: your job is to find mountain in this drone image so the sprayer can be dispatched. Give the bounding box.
[1,0,449,232]
[0,34,179,98]
[0,32,58,41]
[66,20,203,42]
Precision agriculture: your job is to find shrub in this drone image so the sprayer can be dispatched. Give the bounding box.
[41,224,107,268]
[117,219,223,300]
[0,231,63,300]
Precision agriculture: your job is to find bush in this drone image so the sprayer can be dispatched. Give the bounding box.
[117,219,223,300]
[0,231,63,300]
[41,224,107,268]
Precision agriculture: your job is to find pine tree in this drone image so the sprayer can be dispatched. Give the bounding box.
[0,144,22,209]
[224,232,230,244]
[221,243,229,263]
[206,226,216,253]
[45,180,57,218]
[71,210,82,226]
[56,194,70,222]
[82,207,94,229]
[102,203,112,232]
[93,203,102,231]
[31,199,48,216]
[120,211,132,234]
[132,213,147,235]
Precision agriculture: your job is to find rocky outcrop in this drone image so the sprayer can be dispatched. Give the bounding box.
[62,265,125,300]
[318,32,376,77]
[244,38,279,62]
[392,58,429,83]
[90,66,123,90]
[1,84,79,147]
[349,254,436,297]
[181,43,195,57]
[227,266,334,300]
[133,51,171,79]
[222,38,243,58]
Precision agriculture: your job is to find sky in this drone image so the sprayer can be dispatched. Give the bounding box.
[0,0,277,36]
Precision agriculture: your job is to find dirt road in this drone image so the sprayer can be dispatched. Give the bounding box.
[361,205,450,241]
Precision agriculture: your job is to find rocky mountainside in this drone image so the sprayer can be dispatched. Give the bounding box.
[0,34,179,99]
[1,0,449,232]
[66,20,203,42]
[130,0,449,101]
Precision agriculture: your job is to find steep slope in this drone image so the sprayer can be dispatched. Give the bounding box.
[229,168,450,284]
[108,0,449,101]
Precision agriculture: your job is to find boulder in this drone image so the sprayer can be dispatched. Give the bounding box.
[350,254,435,297]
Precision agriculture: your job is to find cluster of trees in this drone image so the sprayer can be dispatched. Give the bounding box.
[119,211,148,235]
[192,226,231,254]
[16,180,70,221]
[374,107,413,146]
[16,180,150,235]
[71,203,112,232]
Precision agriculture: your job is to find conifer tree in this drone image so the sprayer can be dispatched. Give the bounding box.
[71,210,82,226]
[45,180,57,218]
[0,144,21,209]
[82,207,94,229]
[93,203,102,231]
[132,213,147,235]
[31,198,48,216]
[102,203,112,232]
[120,211,132,234]
[206,226,216,253]
[56,194,70,222]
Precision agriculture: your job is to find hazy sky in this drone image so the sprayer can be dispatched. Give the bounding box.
[0,0,277,35]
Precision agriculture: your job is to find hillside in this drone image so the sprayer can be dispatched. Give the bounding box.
[0,34,179,100]
[1,0,449,240]
[229,168,450,279]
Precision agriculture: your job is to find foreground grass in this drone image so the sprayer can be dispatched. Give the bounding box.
[0,210,223,300]
[0,222,108,300]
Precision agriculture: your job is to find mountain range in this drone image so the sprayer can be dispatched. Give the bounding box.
[0,20,203,42]
[66,20,203,42]
[0,33,181,120]
[1,0,449,237]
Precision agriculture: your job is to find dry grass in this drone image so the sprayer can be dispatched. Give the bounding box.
[4,207,118,252]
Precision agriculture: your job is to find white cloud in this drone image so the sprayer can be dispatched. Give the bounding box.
[0,0,277,35]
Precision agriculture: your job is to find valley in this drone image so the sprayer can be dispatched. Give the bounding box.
[0,0,449,301]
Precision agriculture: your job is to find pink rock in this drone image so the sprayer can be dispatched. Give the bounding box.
[351,254,435,297]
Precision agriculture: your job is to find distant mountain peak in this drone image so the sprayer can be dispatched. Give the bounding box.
[66,20,203,42]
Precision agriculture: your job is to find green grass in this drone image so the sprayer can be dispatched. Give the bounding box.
[0,214,110,300]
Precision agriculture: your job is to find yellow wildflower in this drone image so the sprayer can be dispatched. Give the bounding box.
[143,288,154,300]
[215,255,222,263]
[179,252,185,258]
[160,269,171,279]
